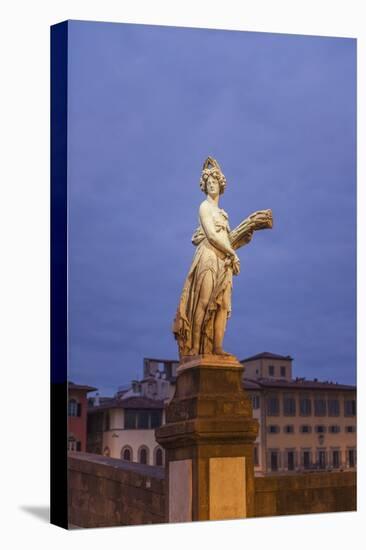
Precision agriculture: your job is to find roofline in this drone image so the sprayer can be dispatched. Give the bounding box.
[240,352,293,363]
[69,383,98,392]
[143,357,180,363]
[88,400,166,412]
[242,378,356,391]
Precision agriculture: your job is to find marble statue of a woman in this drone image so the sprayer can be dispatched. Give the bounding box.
[173,157,272,358]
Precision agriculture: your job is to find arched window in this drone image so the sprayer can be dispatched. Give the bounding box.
[103,446,110,457]
[121,446,133,462]
[68,399,78,417]
[138,446,149,465]
[155,447,164,466]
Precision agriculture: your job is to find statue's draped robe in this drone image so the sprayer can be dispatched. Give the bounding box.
[173,207,233,357]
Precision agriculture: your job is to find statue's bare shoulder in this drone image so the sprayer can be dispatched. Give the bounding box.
[199,199,213,217]
[199,199,209,211]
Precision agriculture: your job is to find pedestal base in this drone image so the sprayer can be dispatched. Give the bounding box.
[155,354,258,522]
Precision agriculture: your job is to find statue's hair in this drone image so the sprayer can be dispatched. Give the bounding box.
[199,157,227,195]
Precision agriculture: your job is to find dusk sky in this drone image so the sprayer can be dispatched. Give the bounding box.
[67,20,356,396]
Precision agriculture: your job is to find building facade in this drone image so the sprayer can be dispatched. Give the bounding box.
[241,353,356,475]
[87,358,178,465]
[68,382,97,452]
[86,353,356,476]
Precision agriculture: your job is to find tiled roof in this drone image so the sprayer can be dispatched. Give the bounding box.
[144,357,179,364]
[69,381,98,392]
[88,396,165,412]
[120,396,165,409]
[241,352,293,362]
[242,377,355,391]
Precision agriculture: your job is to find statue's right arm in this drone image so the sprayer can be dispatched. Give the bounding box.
[199,202,236,258]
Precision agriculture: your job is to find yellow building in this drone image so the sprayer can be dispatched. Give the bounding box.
[241,352,356,475]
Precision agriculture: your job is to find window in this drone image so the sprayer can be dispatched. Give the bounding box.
[283,394,296,416]
[138,446,149,464]
[348,449,356,468]
[269,450,279,472]
[332,450,340,468]
[302,449,311,469]
[280,366,286,378]
[68,399,78,417]
[253,445,259,466]
[266,396,280,416]
[124,410,136,429]
[155,447,164,466]
[286,450,295,471]
[137,411,149,429]
[68,437,76,451]
[121,446,132,461]
[344,399,356,416]
[268,425,280,434]
[284,425,294,434]
[314,397,326,416]
[150,410,163,429]
[345,425,356,433]
[124,410,163,429]
[315,425,326,433]
[329,425,340,434]
[269,365,275,377]
[328,398,340,417]
[300,425,311,433]
[252,395,260,409]
[300,397,312,416]
[317,449,326,469]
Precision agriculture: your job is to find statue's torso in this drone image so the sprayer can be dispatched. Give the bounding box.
[193,201,231,261]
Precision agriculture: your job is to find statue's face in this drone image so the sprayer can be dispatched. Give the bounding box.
[206,175,220,198]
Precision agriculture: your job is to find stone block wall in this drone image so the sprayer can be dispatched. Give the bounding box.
[68,452,165,528]
[68,453,356,527]
[254,471,356,517]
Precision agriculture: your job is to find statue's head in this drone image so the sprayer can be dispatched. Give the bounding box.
[199,157,226,195]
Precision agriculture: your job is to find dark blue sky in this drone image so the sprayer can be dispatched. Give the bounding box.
[67,21,356,395]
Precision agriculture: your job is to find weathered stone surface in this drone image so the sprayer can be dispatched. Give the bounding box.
[169,459,193,523]
[254,471,356,517]
[209,457,246,520]
[68,452,356,527]
[68,452,165,528]
[156,355,259,521]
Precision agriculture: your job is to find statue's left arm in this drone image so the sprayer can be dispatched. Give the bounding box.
[229,209,273,250]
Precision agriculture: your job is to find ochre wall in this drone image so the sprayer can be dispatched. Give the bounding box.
[68,452,165,528]
[68,453,356,528]
[254,471,356,517]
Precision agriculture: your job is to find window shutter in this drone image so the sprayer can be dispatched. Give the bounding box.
[76,441,81,451]
[77,403,82,417]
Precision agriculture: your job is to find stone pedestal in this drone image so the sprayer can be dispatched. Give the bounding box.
[155,354,258,523]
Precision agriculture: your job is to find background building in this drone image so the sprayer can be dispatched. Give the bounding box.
[68,382,97,452]
[242,352,356,475]
[86,353,356,475]
[87,358,178,465]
